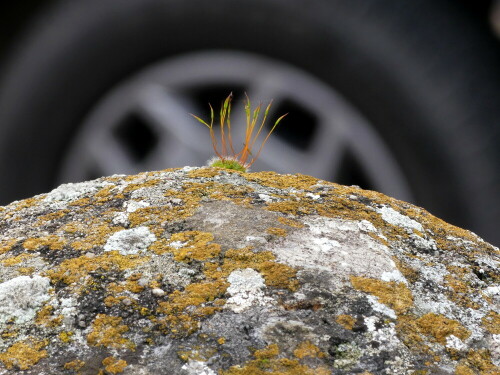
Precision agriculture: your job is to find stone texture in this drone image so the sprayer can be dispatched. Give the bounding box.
[0,166,498,374]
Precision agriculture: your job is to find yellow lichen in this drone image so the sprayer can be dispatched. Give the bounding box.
[23,235,65,251]
[0,253,32,266]
[204,247,299,291]
[17,267,35,275]
[35,304,63,328]
[336,314,356,330]
[350,276,413,315]
[87,314,135,350]
[168,231,221,262]
[482,311,500,334]
[64,359,85,371]
[59,331,74,343]
[293,341,325,359]
[456,349,498,375]
[122,178,161,194]
[0,339,48,370]
[266,227,287,237]
[0,238,17,255]
[222,343,329,375]
[177,346,218,362]
[254,344,279,359]
[156,280,228,336]
[71,223,122,251]
[277,216,304,228]
[246,171,320,190]
[45,251,147,288]
[187,168,221,178]
[102,356,127,374]
[36,209,69,224]
[218,337,226,345]
[444,266,481,309]
[415,313,470,345]
[12,197,44,212]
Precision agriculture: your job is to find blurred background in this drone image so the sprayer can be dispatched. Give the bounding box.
[0,0,499,246]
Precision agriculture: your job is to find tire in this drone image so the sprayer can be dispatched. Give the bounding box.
[0,0,499,245]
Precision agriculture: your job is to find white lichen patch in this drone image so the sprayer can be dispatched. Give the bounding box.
[446,335,466,351]
[0,275,51,324]
[381,269,408,284]
[44,180,112,205]
[225,268,274,313]
[112,212,129,227]
[104,227,156,255]
[490,335,500,367]
[366,295,397,319]
[181,360,217,375]
[125,200,150,213]
[270,216,398,282]
[376,206,423,233]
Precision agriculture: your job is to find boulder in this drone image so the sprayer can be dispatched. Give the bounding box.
[0,167,498,374]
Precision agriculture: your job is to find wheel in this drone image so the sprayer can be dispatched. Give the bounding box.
[0,0,499,244]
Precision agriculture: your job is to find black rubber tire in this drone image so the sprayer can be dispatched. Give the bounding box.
[0,0,499,244]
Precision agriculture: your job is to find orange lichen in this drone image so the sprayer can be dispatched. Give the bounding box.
[0,339,48,370]
[102,356,127,374]
[87,314,135,350]
[23,235,65,251]
[293,341,325,359]
[336,314,356,330]
[415,313,470,345]
[350,276,414,315]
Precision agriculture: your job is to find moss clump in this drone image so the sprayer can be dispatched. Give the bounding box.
[210,158,248,172]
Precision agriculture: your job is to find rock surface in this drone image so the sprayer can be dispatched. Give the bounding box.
[0,167,498,374]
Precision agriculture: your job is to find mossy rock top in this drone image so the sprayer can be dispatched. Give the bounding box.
[0,167,498,374]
